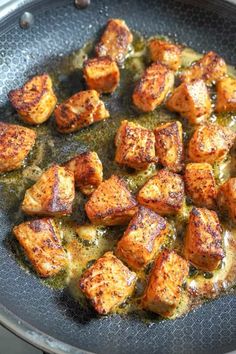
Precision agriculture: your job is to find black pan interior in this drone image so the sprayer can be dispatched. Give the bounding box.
[0,1,236,353]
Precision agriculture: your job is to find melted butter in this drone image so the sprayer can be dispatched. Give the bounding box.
[3,32,236,319]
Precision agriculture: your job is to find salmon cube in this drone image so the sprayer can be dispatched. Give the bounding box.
[115,120,158,170]
[137,169,185,216]
[217,178,236,223]
[83,56,120,93]
[95,18,133,65]
[0,122,36,173]
[85,175,138,225]
[185,163,217,209]
[215,77,236,113]
[8,74,57,125]
[184,207,224,271]
[188,123,235,164]
[154,121,184,172]
[148,38,181,71]
[166,80,212,124]
[13,218,67,277]
[65,151,103,195]
[22,165,75,216]
[180,51,227,85]
[116,206,167,270]
[133,62,174,112]
[79,251,137,314]
[54,90,109,133]
[142,250,189,317]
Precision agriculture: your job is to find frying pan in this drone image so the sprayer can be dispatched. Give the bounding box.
[0,0,236,353]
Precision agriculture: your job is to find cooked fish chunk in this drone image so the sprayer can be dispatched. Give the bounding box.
[137,169,184,216]
[8,74,57,125]
[166,80,212,124]
[79,251,137,314]
[115,120,158,170]
[132,62,174,112]
[116,206,167,270]
[180,51,227,85]
[65,151,103,195]
[184,207,224,271]
[142,250,189,317]
[185,163,217,209]
[154,121,184,172]
[188,123,235,164]
[217,177,236,223]
[54,90,109,133]
[85,175,138,226]
[83,56,120,93]
[22,165,75,216]
[13,218,67,277]
[0,122,36,173]
[148,39,181,71]
[95,18,133,65]
[215,77,236,113]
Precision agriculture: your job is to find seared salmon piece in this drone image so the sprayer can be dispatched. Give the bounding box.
[188,123,235,164]
[115,120,158,170]
[137,169,184,216]
[185,163,217,209]
[65,151,103,195]
[184,207,224,271]
[13,218,67,277]
[132,62,174,112]
[83,56,120,93]
[85,175,138,226]
[8,74,57,125]
[142,250,189,317]
[54,90,109,133]
[79,251,137,314]
[217,178,236,223]
[95,18,133,65]
[154,121,184,172]
[116,206,167,270]
[148,39,181,71]
[0,122,36,173]
[22,165,75,216]
[166,80,212,124]
[180,51,227,85]
[215,77,236,113]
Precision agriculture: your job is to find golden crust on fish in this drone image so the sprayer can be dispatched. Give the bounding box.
[180,51,227,85]
[217,177,236,223]
[22,165,75,216]
[0,122,36,173]
[116,206,167,270]
[8,74,57,125]
[154,121,184,172]
[79,251,137,314]
[13,218,67,277]
[132,62,174,112]
[188,123,235,164]
[166,80,212,124]
[85,175,138,226]
[115,120,158,170]
[148,39,181,71]
[54,90,109,133]
[215,77,236,113]
[142,250,189,317]
[65,151,103,195]
[83,56,120,93]
[184,163,217,209]
[184,207,224,271]
[137,169,184,216]
[95,18,133,65]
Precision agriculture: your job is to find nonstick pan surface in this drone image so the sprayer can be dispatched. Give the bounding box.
[0,1,236,353]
